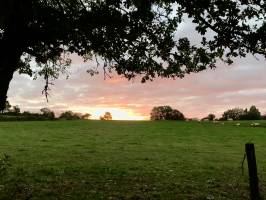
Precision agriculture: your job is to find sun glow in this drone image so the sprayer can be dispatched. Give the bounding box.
[73,107,148,120]
[91,108,147,120]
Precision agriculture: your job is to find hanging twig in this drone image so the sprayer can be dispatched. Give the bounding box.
[42,67,54,102]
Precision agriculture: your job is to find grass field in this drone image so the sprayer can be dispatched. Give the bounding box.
[0,120,265,200]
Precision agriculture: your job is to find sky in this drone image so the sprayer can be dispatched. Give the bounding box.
[7,20,266,120]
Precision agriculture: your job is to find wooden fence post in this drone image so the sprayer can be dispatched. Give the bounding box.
[245,143,260,200]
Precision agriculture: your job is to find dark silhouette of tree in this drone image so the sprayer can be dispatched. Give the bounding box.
[222,108,244,120]
[12,105,21,115]
[59,111,81,120]
[0,0,265,110]
[150,106,185,120]
[170,109,185,121]
[248,105,261,120]
[100,112,112,120]
[82,113,91,120]
[40,107,55,119]
[240,105,261,120]
[207,113,215,121]
[222,106,261,120]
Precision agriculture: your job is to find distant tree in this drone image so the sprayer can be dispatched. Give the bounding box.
[150,106,185,120]
[170,109,185,120]
[222,106,261,120]
[150,106,172,120]
[82,113,91,120]
[207,114,215,121]
[222,108,245,120]
[40,107,55,119]
[59,111,81,120]
[247,105,261,120]
[12,105,21,115]
[100,112,112,120]
[240,108,249,120]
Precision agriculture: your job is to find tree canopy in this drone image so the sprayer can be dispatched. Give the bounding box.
[0,0,265,110]
[100,112,113,120]
[150,106,185,120]
[222,106,261,120]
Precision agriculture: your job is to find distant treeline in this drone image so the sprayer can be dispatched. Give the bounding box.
[150,105,266,121]
[0,101,91,121]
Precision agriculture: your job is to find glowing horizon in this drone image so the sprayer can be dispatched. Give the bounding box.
[71,107,149,121]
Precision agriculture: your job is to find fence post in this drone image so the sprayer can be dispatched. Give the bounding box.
[245,143,260,200]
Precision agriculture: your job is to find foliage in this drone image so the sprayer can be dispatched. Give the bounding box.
[247,105,261,120]
[221,108,245,120]
[240,105,261,120]
[0,0,266,110]
[100,112,112,120]
[0,104,92,121]
[12,105,20,115]
[1,102,20,116]
[222,106,262,120]
[59,111,82,120]
[207,113,215,121]
[40,107,55,119]
[150,106,185,120]
[81,113,91,120]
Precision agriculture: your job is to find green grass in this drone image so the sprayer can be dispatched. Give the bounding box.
[0,120,265,199]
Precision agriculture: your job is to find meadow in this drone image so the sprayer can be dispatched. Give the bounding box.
[0,120,265,200]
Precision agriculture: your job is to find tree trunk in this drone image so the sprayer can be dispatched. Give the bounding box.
[0,56,20,111]
[0,26,23,112]
[0,0,29,111]
[0,30,23,112]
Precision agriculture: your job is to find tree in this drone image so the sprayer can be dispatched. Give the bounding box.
[59,111,81,120]
[207,113,215,121]
[12,105,21,115]
[170,109,185,120]
[247,105,261,120]
[100,112,112,120]
[81,113,91,120]
[40,107,55,119]
[150,106,185,120]
[222,108,245,120]
[150,106,172,120]
[0,1,265,111]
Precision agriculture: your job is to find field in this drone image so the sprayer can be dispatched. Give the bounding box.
[0,120,265,200]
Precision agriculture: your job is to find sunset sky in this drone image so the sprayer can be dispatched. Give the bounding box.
[7,20,266,120]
